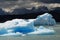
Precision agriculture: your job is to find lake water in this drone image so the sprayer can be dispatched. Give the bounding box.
[0,23,60,40]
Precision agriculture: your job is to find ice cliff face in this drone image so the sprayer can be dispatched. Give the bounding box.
[34,13,56,26]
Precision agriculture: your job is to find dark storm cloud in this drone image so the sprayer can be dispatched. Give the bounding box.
[0,0,35,8]
[0,0,60,13]
[0,0,60,8]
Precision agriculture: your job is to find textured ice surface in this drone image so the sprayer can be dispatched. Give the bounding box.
[10,19,34,34]
[34,13,56,26]
[0,19,34,34]
[0,28,7,35]
[27,26,55,35]
[0,19,55,36]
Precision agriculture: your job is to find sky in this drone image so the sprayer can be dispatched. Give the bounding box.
[0,0,60,8]
[0,0,59,13]
[0,0,59,14]
[0,0,60,22]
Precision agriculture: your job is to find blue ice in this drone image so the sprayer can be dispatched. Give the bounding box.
[34,13,56,26]
[0,15,56,36]
[27,26,55,35]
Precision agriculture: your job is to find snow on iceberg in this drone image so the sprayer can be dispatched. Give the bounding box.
[27,26,55,35]
[34,13,56,26]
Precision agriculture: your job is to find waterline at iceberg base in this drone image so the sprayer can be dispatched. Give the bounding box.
[0,13,56,36]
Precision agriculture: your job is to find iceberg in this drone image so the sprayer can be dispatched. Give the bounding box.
[34,13,56,26]
[27,26,55,35]
[0,18,55,36]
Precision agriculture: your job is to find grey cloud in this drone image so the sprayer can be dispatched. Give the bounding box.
[0,0,60,8]
[0,0,60,13]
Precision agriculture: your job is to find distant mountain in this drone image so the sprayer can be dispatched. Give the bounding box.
[0,8,6,15]
[0,6,48,15]
[36,0,60,3]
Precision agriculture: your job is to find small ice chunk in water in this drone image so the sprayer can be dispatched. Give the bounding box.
[0,32,23,36]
